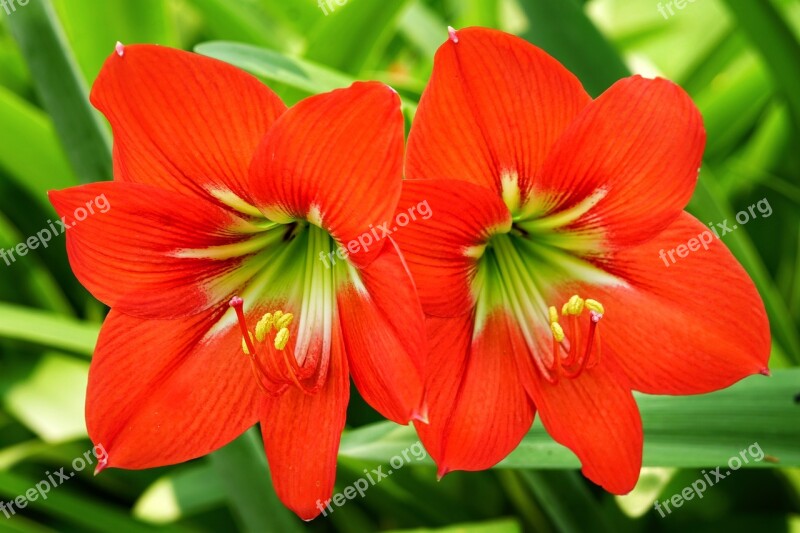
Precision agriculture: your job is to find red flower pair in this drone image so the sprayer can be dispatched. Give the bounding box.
[50,27,770,520]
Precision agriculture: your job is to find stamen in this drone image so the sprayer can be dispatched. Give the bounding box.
[564,295,585,316]
[550,321,564,342]
[585,299,604,314]
[545,296,605,380]
[274,327,290,350]
[275,312,294,329]
[255,313,274,342]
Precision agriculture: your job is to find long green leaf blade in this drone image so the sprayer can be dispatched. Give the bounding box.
[6,0,111,184]
[340,370,800,468]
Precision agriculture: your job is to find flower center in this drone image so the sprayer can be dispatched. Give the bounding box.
[212,223,355,395]
[473,218,620,384]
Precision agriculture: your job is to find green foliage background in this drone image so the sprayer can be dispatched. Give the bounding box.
[0,0,798,531]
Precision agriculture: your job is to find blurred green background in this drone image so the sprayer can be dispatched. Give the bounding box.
[0,0,799,531]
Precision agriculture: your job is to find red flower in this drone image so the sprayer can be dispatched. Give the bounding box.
[48,45,425,520]
[393,27,771,493]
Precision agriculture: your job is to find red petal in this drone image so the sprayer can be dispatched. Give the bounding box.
[249,82,404,267]
[588,211,771,394]
[527,362,643,494]
[407,27,590,197]
[339,239,425,424]
[87,308,264,469]
[417,312,535,474]
[91,44,286,204]
[261,321,349,520]
[49,182,249,319]
[535,76,705,248]
[393,179,511,317]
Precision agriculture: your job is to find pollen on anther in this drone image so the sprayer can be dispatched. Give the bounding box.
[447,26,459,43]
[274,328,290,350]
[115,41,125,57]
[550,322,565,343]
[275,312,294,329]
[255,313,273,342]
[585,299,605,314]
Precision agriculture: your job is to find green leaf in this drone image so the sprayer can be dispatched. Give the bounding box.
[195,41,418,113]
[720,0,800,133]
[0,303,98,357]
[513,470,621,533]
[304,0,413,75]
[4,353,88,443]
[186,0,297,51]
[0,85,77,204]
[384,518,522,533]
[0,469,164,532]
[133,464,226,524]
[340,370,800,468]
[52,0,178,83]
[207,428,303,532]
[195,41,354,94]
[6,0,112,184]
[517,0,629,97]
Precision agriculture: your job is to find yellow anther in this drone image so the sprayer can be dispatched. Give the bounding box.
[274,327,290,350]
[273,310,283,322]
[241,332,254,355]
[585,299,605,315]
[255,313,274,342]
[562,302,570,316]
[565,295,585,315]
[275,312,294,329]
[550,322,565,343]
[548,306,559,324]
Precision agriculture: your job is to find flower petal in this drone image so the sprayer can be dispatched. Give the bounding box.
[527,362,643,494]
[87,308,264,469]
[249,82,404,267]
[417,312,535,475]
[393,179,511,317]
[49,182,252,319]
[91,44,286,204]
[534,76,705,248]
[339,239,425,424]
[261,320,349,521]
[587,211,771,394]
[406,27,590,198]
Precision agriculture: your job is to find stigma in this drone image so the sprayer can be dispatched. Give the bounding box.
[543,294,604,383]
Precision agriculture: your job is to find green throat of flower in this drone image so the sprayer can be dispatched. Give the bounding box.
[192,215,359,394]
[470,186,622,383]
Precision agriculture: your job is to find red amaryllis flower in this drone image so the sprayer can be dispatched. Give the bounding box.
[393,27,771,493]
[48,44,426,519]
